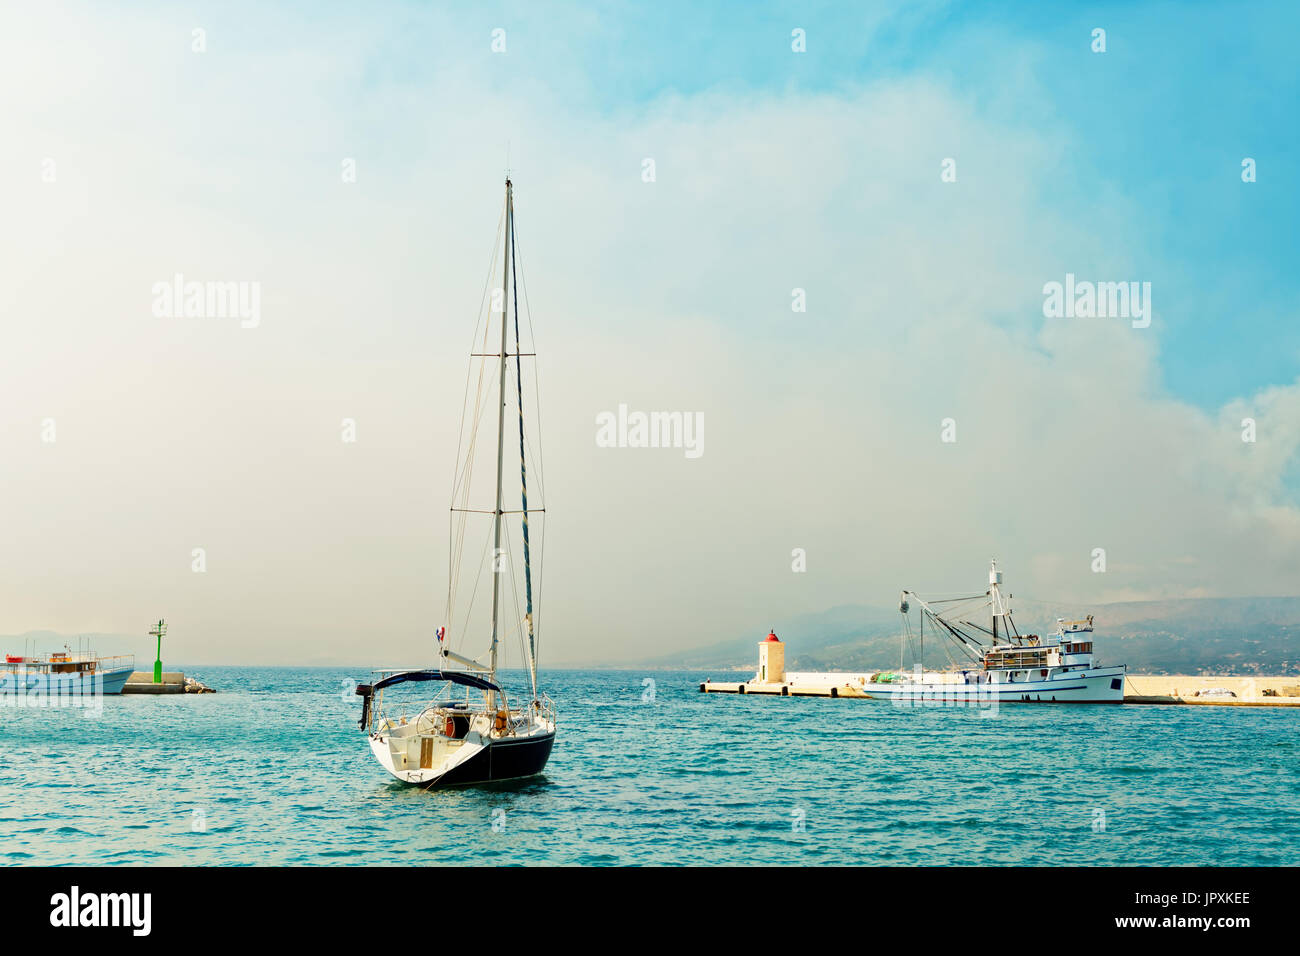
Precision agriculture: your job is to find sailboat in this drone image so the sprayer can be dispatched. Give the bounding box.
[356,177,556,788]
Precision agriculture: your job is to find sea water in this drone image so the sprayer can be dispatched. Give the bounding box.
[2,668,1297,866]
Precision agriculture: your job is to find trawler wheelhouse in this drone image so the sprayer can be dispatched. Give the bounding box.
[1058,639,1095,664]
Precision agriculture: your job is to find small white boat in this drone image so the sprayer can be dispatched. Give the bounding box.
[1,645,134,697]
[867,560,1126,704]
[1195,687,1236,699]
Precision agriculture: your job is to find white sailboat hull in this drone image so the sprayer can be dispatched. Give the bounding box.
[369,711,556,788]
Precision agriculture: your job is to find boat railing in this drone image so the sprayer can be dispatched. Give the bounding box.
[4,653,134,673]
[369,680,472,733]
[367,680,553,736]
[94,654,135,670]
[531,693,556,723]
[984,649,1051,669]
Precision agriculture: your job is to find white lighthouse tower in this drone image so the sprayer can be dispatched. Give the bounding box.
[757,630,785,683]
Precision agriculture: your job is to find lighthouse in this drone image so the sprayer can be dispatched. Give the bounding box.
[757,630,785,683]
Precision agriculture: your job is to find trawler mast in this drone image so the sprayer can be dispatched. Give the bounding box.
[900,560,1031,668]
[989,559,1010,645]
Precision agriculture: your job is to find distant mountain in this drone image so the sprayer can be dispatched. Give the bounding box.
[11,597,1300,674]
[639,604,904,670]
[643,597,1300,675]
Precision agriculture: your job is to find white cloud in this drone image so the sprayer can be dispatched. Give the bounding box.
[0,4,1296,666]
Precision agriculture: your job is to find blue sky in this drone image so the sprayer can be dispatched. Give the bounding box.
[170,0,1300,416]
[376,0,1300,410]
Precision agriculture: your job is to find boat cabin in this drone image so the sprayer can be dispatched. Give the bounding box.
[3,652,104,675]
[981,633,1097,682]
[983,641,1055,671]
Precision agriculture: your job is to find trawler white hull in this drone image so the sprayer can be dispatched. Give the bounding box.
[863,664,1126,704]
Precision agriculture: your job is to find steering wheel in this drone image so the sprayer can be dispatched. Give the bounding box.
[415,709,440,735]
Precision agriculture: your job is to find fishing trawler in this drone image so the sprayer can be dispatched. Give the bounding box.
[1,642,134,697]
[867,560,1126,703]
[355,177,555,788]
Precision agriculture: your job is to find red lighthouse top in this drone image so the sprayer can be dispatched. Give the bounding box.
[764,631,780,642]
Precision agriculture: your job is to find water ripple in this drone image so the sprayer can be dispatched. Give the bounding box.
[1,667,1298,865]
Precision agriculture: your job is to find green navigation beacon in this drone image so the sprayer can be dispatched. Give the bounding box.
[147,619,166,683]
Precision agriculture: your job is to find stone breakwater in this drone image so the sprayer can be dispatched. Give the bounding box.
[122,672,215,694]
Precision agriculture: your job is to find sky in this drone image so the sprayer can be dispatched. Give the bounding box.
[0,1,1297,667]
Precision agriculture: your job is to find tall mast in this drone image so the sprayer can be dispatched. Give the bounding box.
[989,559,1008,645]
[509,188,538,700]
[488,178,512,710]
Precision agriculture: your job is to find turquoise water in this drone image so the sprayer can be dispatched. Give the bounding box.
[2,667,1298,866]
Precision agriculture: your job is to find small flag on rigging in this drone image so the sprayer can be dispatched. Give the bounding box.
[436,626,445,643]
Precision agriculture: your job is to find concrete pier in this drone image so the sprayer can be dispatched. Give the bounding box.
[701,673,1300,706]
[700,675,872,698]
[1123,674,1300,707]
[122,672,191,694]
